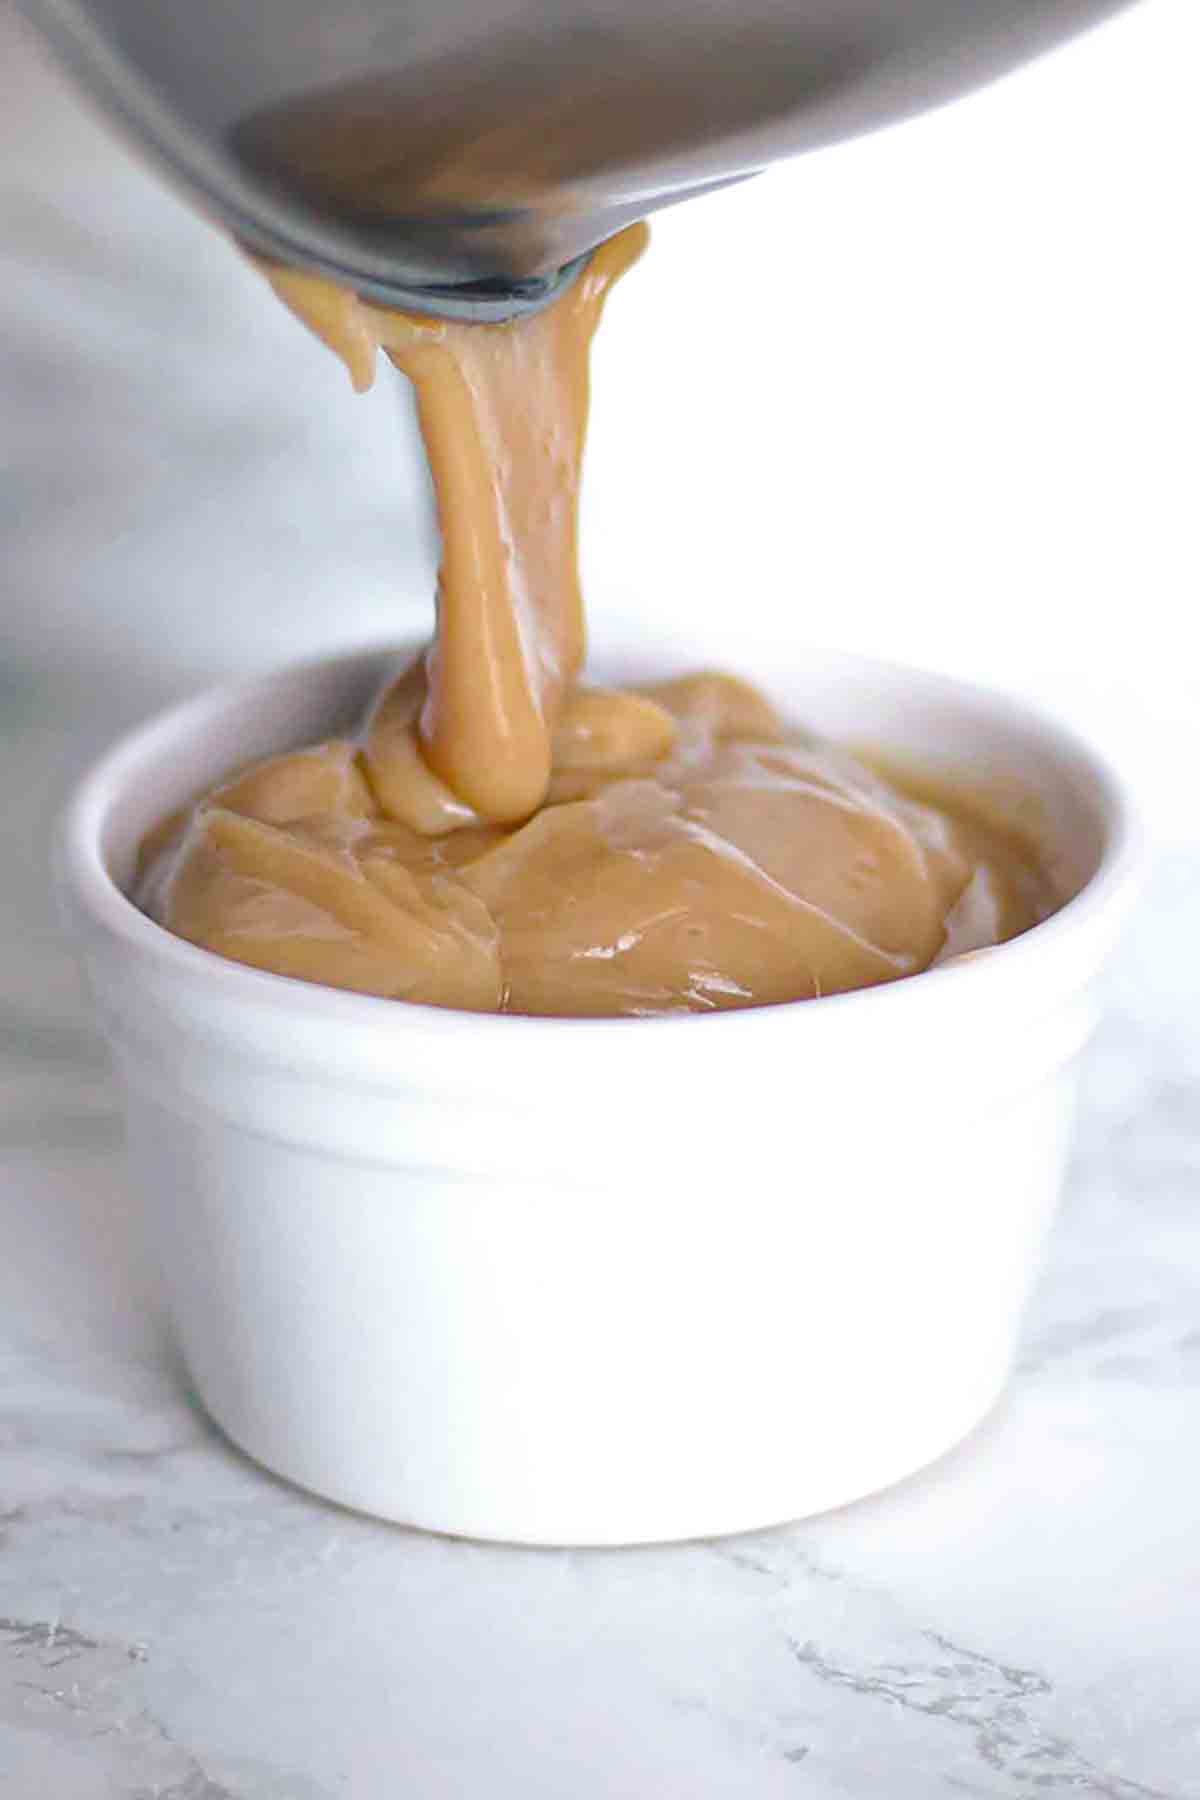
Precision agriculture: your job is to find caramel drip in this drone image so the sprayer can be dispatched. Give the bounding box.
[258,226,647,822]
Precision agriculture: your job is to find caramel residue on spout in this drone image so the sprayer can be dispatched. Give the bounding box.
[258,225,647,824]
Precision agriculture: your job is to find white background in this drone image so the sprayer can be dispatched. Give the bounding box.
[594,0,1198,851]
[2,0,1197,844]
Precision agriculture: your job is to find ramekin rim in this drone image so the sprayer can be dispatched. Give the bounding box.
[57,642,1146,1037]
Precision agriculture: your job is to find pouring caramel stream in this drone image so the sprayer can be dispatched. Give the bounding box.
[139,230,1058,1015]
[260,226,647,824]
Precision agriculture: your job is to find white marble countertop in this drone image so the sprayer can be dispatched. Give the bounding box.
[3,3,1199,1794]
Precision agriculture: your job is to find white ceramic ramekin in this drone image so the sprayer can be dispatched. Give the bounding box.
[57,644,1141,1545]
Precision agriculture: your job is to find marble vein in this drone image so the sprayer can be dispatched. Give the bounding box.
[787,1632,1178,1799]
